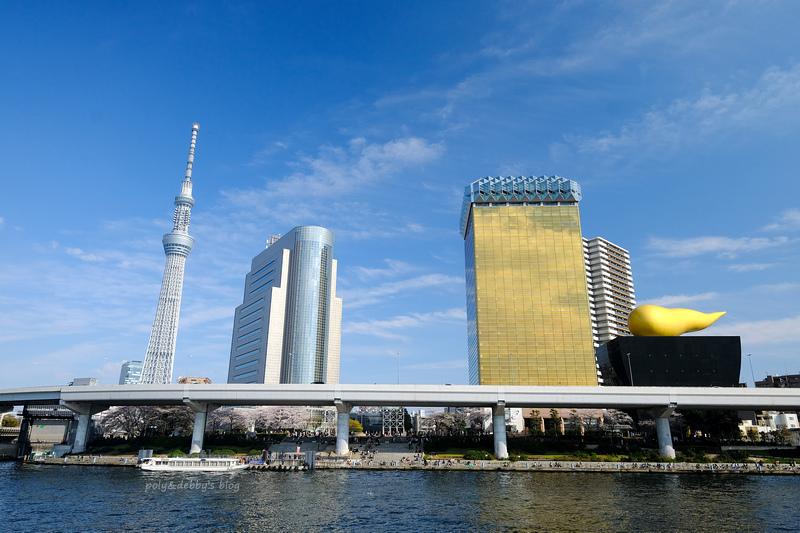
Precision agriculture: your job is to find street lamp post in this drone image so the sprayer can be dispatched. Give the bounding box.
[747,353,755,387]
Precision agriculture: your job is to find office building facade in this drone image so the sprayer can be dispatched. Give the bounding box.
[118,360,143,385]
[227,226,342,384]
[583,237,636,346]
[461,176,597,386]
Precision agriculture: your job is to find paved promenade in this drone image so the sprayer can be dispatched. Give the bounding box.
[23,453,800,475]
[22,453,800,475]
[315,457,799,474]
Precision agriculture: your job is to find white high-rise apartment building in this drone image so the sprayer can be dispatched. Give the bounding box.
[583,237,636,346]
[227,226,342,385]
[140,123,199,385]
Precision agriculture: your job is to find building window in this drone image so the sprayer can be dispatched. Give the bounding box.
[240,297,264,314]
[238,317,263,331]
[235,349,259,360]
[236,339,260,351]
[237,328,262,341]
[234,360,259,371]
[250,279,274,296]
[251,269,275,287]
[251,260,275,279]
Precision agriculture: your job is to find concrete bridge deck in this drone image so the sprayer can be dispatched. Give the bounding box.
[3,383,800,411]
[3,383,800,460]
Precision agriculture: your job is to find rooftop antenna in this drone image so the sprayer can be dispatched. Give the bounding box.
[185,123,199,181]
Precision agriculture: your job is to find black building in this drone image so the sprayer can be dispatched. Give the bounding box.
[596,336,741,387]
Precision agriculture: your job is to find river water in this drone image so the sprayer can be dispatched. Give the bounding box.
[2,461,798,532]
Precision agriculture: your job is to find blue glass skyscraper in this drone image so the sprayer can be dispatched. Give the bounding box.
[226,226,342,384]
[118,360,143,385]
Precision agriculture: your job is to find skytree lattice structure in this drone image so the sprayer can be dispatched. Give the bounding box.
[140,123,199,385]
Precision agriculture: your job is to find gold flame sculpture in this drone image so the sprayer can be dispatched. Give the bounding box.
[627,305,726,337]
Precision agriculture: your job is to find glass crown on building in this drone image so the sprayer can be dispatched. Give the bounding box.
[459,175,582,238]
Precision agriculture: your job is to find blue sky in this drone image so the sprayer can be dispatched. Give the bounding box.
[2,2,799,389]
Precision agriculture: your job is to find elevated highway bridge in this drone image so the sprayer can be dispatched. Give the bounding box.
[3,383,799,459]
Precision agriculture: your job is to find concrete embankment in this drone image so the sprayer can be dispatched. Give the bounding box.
[25,455,138,467]
[313,459,800,475]
[21,440,800,476]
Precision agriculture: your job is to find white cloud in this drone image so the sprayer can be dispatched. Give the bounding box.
[246,141,289,167]
[350,259,420,282]
[405,359,468,371]
[220,136,444,236]
[764,208,800,232]
[707,314,800,345]
[279,136,443,198]
[179,306,235,328]
[376,3,726,122]
[340,273,464,309]
[344,308,466,339]
[640,292,718,307]
[66,247,106,262]
[728,263,773,273]
[575,64,800,156]
[647,236,790,258]
[755,282,800,292]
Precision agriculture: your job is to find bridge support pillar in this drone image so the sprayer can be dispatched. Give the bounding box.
[650,404,677,459]
[17,417,31,459]
[60,402,107,454]
[493,402,508,459]
[334,400,352,455]
[184,401,219,455]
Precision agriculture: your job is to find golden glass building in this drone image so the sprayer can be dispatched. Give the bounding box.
[460,176,597,386]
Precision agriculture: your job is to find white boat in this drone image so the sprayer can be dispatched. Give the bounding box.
[139,457,249,472]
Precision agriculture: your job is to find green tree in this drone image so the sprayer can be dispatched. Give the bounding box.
[772,424,790,446]
[404,408,413,432]
[746,427,760,442]
[547,408,562,436]
[1,416,20,427]
[706,410,740,440]
[349,418,363,432]
[682,409,705,438]
[528,409,543,436]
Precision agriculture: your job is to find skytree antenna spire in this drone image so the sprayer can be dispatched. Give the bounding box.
[140,123,199,384]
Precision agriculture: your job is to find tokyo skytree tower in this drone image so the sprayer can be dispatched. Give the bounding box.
[140,123,199,384]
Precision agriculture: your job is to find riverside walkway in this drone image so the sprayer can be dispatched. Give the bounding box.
[24,453,800,475]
